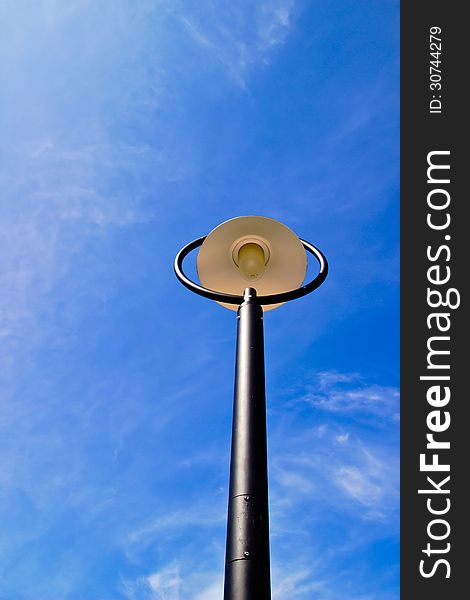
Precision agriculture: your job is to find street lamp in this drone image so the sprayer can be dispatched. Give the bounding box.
[174,216,328,600]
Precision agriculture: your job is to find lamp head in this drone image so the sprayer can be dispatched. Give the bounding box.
[197,216,307,311]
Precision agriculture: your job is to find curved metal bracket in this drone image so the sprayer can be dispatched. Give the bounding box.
[174,236,328,306]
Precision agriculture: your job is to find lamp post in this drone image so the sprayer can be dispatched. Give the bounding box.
[174,216,328,600]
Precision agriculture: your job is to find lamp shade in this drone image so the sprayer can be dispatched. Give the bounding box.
[197,216,307,311]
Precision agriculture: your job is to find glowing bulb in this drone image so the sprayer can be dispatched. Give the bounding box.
[237,243,267,281]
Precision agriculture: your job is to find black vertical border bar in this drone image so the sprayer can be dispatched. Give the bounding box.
[401,3,466,599]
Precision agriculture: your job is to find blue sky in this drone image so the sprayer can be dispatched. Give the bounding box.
[0,1,399,599]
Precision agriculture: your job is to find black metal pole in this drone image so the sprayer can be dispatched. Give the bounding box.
[223,287,271,600]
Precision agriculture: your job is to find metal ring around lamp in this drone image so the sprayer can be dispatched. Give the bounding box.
[174,236,328,306]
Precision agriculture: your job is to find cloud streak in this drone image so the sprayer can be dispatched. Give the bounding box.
[300,371,400,420]
[178,0,296,87]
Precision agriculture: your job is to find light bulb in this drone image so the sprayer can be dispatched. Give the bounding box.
[237,243,267,281]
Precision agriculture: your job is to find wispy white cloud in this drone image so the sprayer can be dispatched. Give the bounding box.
[268,370,399,530]
[272,437,398,522]
[301,370,400,419]
[1,0,298,353]
[274,468,316,495]
[118,368,398,600]
[318,371,359,387]
[272,565,326,599]
[0,139,161,355]
[123,565,222,600]
[147,563,182,600]
[127,501,226,552]
[122,563,182,600]
[177,0,296,87]
[335,442,399,519]
[337,465,382,503]
[192,576,222,600]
